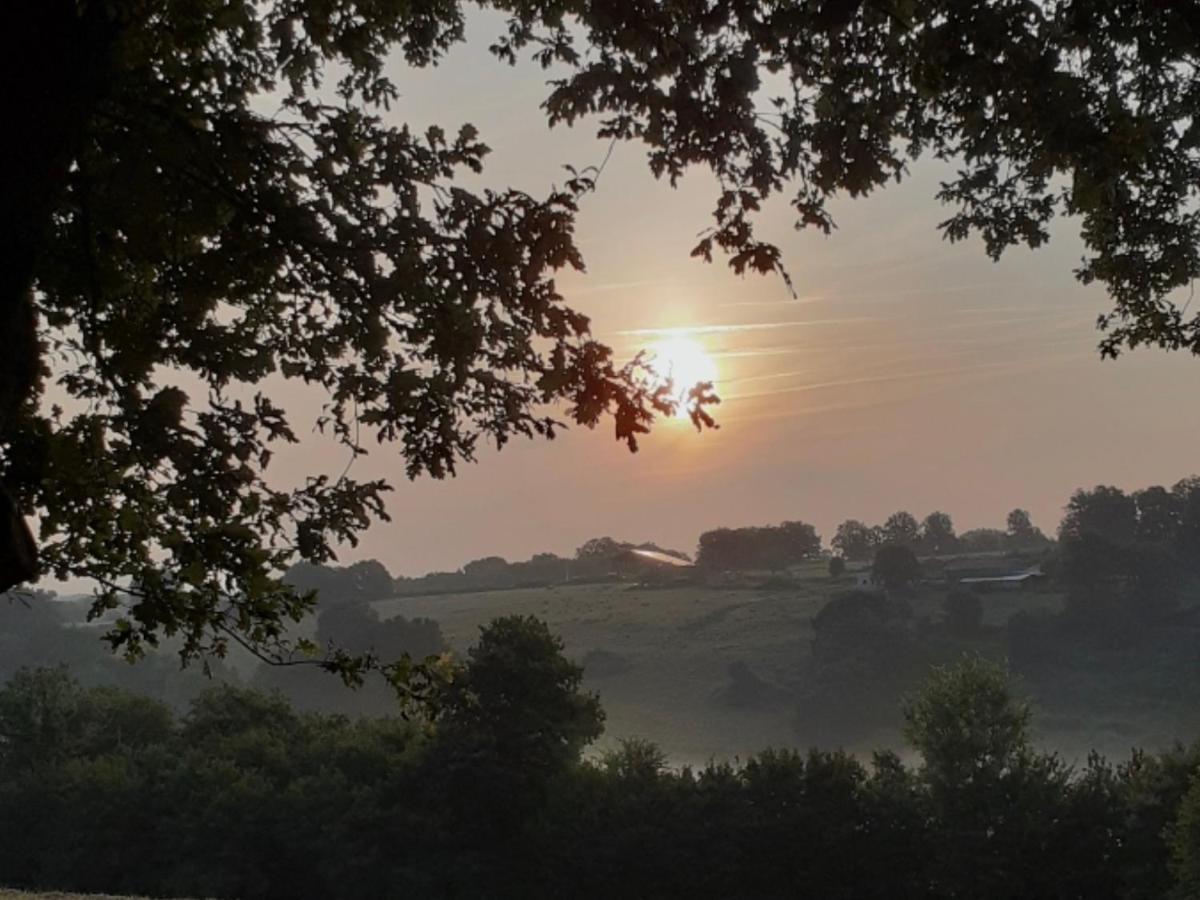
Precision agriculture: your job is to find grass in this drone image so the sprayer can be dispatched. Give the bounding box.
[383,581,811,762]
[375,571,1070,764]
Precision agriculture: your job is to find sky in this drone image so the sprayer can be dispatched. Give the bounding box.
[268,10,1200,577]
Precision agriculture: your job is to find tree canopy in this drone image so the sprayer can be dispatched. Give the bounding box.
[918,511,959,556]
[696,520,822,570]
[4,651,1195,900]
[872,543,922,588]
[6,0,1200,681]
[881,511,920,548]
[4,1,716,683]
[831,519,880,561]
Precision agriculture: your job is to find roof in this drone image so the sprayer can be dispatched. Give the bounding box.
[958,570,1043,584]
[628,548,694,568]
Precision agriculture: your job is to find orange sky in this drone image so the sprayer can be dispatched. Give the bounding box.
[115,10,1189,581]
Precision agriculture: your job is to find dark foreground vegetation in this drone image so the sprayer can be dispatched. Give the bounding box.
[4,620,1200,900]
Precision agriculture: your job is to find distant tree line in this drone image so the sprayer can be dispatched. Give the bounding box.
[340,478,1200,591]
[0,590,237,708]
[801,483,1200,751]
[1058,479,1200,573]
[696,521,822,571]
[389,538,693,596]
[1056,479,1200,622]
[259,566,448,716]
[2,643,1200,900]
[829,508,1050,562]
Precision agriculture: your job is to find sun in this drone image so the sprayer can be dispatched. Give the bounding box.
[646,336,719,420]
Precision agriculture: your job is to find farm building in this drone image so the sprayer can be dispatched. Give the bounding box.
[950,565,1045,592]
[627,548,694,569]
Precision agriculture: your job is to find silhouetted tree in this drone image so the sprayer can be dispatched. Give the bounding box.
[461,555,515,588]
[959,528,1007,553]
[285,560,395,609]
[12,0,1200,687]
[811,590,911,667]
[1175,477,1200,568]
[1005,509,1048,549]
[3,644,1199,900]
[1060,486,1138,546]
[919,512,959,556]
[435,615,603,849]
[902,659,1070,899]
[697,521,821,571]
[2,2,719,666]
[1172,769,1200,896]
[575,537,628,561]
[904,658,1032,799]
[882,511,920,547]
[831,519,879,562]
[873,545,922,589]
[315,603,445,661]
[1134,487,1182,545]
[463,556,510,578]
[1060,532,1130,588]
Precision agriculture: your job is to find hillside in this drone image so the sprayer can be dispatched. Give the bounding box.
[376,565,1082,763]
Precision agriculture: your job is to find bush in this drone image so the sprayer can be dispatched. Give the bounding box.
[872,544,922,589]
[812,590,911,665]
[801,591,915,740]
[2,647,1197,900]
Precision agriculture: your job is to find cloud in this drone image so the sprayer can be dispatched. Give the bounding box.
[614,317,876,338]
[722,352,1093,404]
[562,277,682,297]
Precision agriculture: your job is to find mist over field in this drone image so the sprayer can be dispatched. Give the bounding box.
[12,477,1200,767]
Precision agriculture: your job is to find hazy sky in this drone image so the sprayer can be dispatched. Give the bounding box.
[272,10,1200,576]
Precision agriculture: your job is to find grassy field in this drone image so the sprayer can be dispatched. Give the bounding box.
[389,580,818,762]
[375,567,1066,764]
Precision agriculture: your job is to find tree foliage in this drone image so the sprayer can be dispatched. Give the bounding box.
[958,527,1007,553]
[284,559,395,608]
[529,0,1200,360]
[1005,508,1048,549]
[8,0,1200,683]
[881,511,920,547]
[5,652,1191,900]
[1060,486,1139,546]
[3,1,720,678]
[905,657,1028,765]
[696,520,822,570]
[1055,479,1200,621]
[811,589,911,667]
[918,511,959,556]
[872,543,922,589]
[831,519,880,562]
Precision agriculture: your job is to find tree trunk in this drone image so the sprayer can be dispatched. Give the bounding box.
[0,1,122,590]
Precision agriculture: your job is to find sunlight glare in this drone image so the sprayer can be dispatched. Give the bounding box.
[647,336,719,420]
